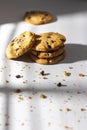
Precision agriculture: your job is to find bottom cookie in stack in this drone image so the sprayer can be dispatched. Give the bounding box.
[29,48,66,65]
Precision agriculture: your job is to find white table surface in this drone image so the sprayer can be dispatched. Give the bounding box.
[0,0,87,130]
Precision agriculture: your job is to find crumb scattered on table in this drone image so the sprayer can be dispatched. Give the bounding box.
[5,80,9,83]
[28,96,32,99]
[57,82,67,87]
[14,89,21,93]
[64,125,73,129]
[59,108,63,111]
[66,108,71,112]
[39,70,50,76]
[5,122,10,126]
[15,75,23,78]
[80,108,86,111]
[78,73,85,77]
[69,66,73,69]
[64,71,71,76]
[40,94,47,99]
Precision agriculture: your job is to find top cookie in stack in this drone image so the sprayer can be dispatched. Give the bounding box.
[29,32,66,64]
[31,32,66,51]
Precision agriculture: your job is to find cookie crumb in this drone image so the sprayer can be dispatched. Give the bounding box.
[18,95,24,102]
[5,114,10,119]
[43,77,48,79]
[23,80,28,84]
[32,80,36,82]
[14,89,21,93]
[59,108,63,111]
[77,119,80,122]
[77,91,81,94]
[15,75,23,78]
[40,70,50,76]
[5,122,10,126]
[66,108,71,112]
[69,66,73,69]
[5,80,9,83]
[30,109,33,112]
[64,125,73,129]
[21,123,24,126]
[78,73,85,77]
[48,122,51,126]
[28,96,32,99]
[57,82,62,87]
[64,71,71,76]
[9,74,11,77]
[80,108,86,111]
[57,82,67,87]
[40,70,45,75]
[40,94,47,99]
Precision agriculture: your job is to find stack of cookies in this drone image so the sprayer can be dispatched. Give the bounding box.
[29,32,66,65]
[6,31,66,65]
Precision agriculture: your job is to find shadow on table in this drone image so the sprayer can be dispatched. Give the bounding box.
[0,0,87,25]
[0,82,87,130]
[15,43,87,64]
[62,43,87,63]
[1,42,87,129]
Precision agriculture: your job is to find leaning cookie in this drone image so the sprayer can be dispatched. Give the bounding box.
[29,50,66,65]
[30,47,65,59]
[31,32,66,51]
[24,10,53,25]
[6,31,35,59]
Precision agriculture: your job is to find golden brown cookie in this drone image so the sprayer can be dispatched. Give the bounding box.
[6,31,35,59]
[30,47,64,59]
[29,50,66,65]
[31,32,66,51]
[24,10,53,25]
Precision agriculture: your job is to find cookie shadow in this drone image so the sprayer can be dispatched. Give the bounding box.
[62,43,87,63]
[16,43,87,64]
[15,52,33,63]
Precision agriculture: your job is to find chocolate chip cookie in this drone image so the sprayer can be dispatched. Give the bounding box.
[31,32,66,51]
[30,47,64,59]
[6,31,35,59]
[24,10,53,25]
[29,50,66,65]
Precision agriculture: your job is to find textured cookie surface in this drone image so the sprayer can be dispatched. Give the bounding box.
[6,31,35,59]
[24,10,53,25]
[31,32,66,51]
[30,47,64,59]
[29,50,66,65]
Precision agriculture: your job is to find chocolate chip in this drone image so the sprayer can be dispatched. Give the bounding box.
[23,35,25,37]
[47,44,51,49]
[60,38,65,42]
[47,35,51,38]
[15,48,19,51]
[51,40,55,43]
[46,42,52,49]
[11,43,14,46]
